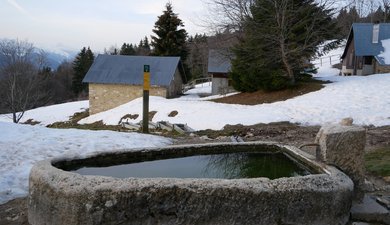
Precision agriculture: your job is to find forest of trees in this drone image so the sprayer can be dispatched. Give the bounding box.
[1,0,388,122]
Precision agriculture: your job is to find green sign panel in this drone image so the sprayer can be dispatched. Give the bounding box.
[144,65,150,73]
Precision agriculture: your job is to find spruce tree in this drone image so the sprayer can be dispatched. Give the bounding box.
[151,2,188,61]
[136,37,151,56]
[72,47,94,95]
[231,0,339,91]
[120,43,136,55]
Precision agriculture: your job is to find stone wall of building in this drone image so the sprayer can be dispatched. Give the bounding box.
[375,63,390,74]
[89,83,167,115]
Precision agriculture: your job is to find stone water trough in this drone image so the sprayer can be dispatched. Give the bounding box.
[28,141,354,225]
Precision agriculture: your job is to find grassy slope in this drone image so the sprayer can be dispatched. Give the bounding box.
[365,147,390,177]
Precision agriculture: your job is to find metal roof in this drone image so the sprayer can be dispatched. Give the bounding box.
[342,23,390,65]
[208,49,232,73]
[83,55,181,86]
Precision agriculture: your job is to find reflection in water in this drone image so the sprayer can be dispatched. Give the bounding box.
[73,152,309,179]
[203,153,309,179]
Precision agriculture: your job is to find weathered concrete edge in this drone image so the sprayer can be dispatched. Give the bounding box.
[28,142,354,225]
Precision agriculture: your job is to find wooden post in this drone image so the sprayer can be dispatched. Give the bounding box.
[143,65,150,133]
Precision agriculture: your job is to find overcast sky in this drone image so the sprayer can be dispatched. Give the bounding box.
[0,0,207,53]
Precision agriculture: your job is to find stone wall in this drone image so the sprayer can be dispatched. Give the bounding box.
[89,83,167,115]
[375,63,390,74]
[212,77,229,95]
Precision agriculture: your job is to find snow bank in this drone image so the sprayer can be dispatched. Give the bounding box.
[0,100,89,126]
[0,122,171,204]
[184,82,212,95]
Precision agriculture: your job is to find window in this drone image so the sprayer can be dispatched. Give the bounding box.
[373,24,379,44]
[364,56,373,65]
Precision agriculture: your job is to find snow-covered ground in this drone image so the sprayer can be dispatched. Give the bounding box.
[0,43,389,204]
[0,100,89,126]
[0,123,171,204]
[312,40,345,78]
[79,73,390,130]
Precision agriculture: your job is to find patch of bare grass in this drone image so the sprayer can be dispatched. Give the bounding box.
[47,109,126,132]
[212,80,325,105]
[118,114,139,124]
[22,119,40,125]
[168,110,178,117]
[365,146,390,177]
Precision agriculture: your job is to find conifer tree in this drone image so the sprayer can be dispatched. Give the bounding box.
[151,3,188,60]
[120,43,136,55]
[136,36,151,56]
[231,0,339,91]
[72,47,94,95]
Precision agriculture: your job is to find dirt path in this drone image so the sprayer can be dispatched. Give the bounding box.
[1,123,389,225]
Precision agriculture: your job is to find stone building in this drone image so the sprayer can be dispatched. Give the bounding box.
[341,23,390,75]
[83,55,185,115]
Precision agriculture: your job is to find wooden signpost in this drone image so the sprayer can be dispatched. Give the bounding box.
[143,65,150,133]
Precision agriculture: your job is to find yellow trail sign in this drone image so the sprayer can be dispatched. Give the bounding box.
[143,65,150,91]
[143,73,150,91]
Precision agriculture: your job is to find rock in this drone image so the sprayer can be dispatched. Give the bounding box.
[352,222,372,225]
[340,117,354,126]
[245,132,254,138]
[315,124,366,200]
[215,136,229,141]
[230,135,244,142]
[363,179,376,192]
[351,195,390,224]
[376,196,390,210]
[199,135,212,141]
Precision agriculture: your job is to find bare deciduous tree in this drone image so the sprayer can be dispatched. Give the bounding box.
[203,0,341,33]
[342,0,390,20]
[0,39,49,123]
[203,0,254,33]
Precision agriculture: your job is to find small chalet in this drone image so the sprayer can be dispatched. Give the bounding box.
[341,23,390,75]
[83,55,185,115]
[208,49,235,95]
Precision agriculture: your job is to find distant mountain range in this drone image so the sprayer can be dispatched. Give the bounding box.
[0,39,77,70]
[44,49,77,69]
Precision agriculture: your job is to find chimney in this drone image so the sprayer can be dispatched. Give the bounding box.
[373,23,380,44]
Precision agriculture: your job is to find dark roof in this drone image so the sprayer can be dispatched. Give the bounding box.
[83,55,181,86]
[208,49,232,73]
[341,23,390,65]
